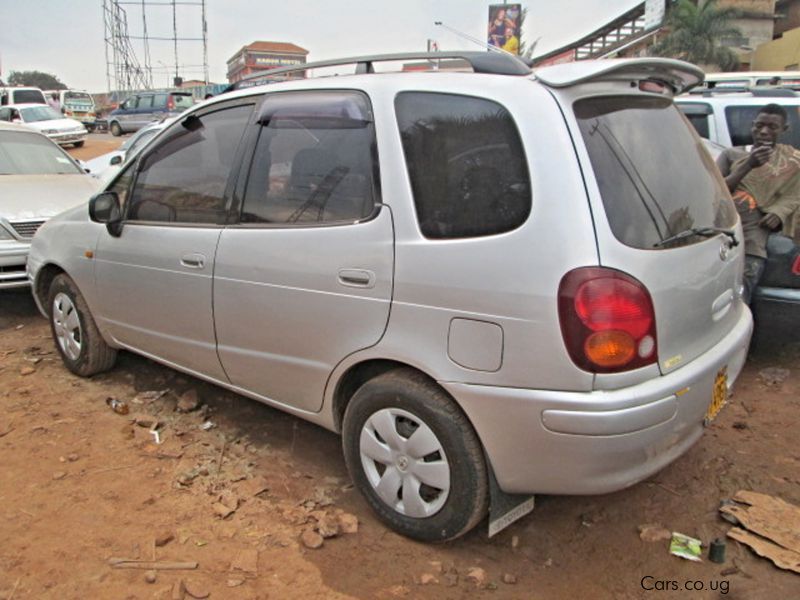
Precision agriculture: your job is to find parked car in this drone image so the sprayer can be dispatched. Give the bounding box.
[45,89,98,132]
[0,86,47,106]
[28,54,752,541]
[675,92,800,148]
[107,91,194,136]
[0,104,88,147]
[85,120,169,182]
[0,123,99,289]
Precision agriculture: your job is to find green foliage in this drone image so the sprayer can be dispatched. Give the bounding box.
[7,70,67,91]
[649,0,742,70]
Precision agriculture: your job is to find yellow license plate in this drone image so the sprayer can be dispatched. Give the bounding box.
[705,367,728,424]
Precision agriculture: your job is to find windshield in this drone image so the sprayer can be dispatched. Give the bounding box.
[65,91,92,104]
[575,96,737,249]
[0,131,82,175]
[20,106,63,123]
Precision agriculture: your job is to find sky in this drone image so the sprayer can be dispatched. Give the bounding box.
[0,0,643,92]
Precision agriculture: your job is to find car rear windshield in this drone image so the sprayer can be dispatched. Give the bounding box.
[13,90,46,104]
[575,96,737,250]
[171,94,194,109]
[0,131,82,175]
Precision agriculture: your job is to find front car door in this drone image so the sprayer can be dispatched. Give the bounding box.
[92,99,255,380]
[214,90,394,412]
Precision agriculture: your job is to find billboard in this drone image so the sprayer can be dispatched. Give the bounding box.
[644,0,666,30]
[488,4,522,55]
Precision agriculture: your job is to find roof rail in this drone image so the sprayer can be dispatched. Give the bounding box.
[231,51,532,89]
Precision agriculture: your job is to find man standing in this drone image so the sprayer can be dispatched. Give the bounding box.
[717,104,800,303]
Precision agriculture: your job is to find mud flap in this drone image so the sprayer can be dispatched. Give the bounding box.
[487,463,535,537]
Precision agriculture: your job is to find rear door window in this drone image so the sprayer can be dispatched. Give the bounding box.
[395,92,531,239]
[725,105,800,148]
[240,90,378,224]
[575,96,736,249]
[138,96,154,110]
[153,94,168,108]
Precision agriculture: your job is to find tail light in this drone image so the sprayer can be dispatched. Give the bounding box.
[792,255,800,276]
[558,267,658,373]
[167,95,175,111]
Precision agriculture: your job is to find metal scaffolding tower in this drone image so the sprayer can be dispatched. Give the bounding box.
[102,0,209,94]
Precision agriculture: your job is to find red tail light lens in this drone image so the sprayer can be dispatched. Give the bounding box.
[792,255,800,276]
[167,96,174,110]
[559,267,658,373]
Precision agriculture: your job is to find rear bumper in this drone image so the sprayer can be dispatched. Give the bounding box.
[442,306,753,495]
[0,241,32,289]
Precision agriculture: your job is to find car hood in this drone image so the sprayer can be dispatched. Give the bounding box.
[24,118,85,133]
[1,174,100,220]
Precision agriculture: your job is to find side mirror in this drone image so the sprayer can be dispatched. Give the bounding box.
[89,192,123,236]
[110,155,123,166]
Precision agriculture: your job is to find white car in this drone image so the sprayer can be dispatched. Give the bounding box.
[0,103,88,147]
[85,121,168,182]
[0,123,100,289]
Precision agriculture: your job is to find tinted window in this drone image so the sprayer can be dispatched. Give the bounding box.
[0,131,82,175]
[153,94,168,108]
[395,92,531,239]
[725,105,800,148]
[240,91,377,224]
[14,90,46,104]
[127,104,252,224]
[138,95,154,109]
[576,96,736,249]
[109,162,136,210]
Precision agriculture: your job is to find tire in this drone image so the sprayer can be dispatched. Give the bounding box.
[48,274,117,377]
[73,140,85,148]
[110,121,122,137]
[342,368,488,542]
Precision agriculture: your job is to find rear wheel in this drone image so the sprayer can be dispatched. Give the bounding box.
[48,274,117,377]
[342,368,488,541]
[109,121,122,137]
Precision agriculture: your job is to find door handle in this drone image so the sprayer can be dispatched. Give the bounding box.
[338,269,376,288]
[180,253,206,269]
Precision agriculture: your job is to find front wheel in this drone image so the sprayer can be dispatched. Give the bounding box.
[342,368,488,541]
[48,274,117,377]
[109,121,122,137]
[73,140,85,148]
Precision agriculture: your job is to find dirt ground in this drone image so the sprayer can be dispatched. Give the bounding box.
[1,137,798,599]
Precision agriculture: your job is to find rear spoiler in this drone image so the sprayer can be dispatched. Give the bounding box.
[534,58,704,96]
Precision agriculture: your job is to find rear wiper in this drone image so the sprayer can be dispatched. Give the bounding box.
[654,227,739,248]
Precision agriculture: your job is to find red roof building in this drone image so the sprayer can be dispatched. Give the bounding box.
[226,41,309,83]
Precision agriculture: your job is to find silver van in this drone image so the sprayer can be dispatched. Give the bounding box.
[28,53,752,541]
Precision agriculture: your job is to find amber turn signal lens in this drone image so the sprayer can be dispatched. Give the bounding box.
[584,330,636,368]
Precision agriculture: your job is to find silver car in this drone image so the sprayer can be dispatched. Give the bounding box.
[27,53,752,541]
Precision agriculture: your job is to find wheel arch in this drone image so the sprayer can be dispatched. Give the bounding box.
[33,263,67,317]
[331,359,467,434]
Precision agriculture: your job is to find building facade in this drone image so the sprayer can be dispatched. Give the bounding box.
[226,41,309,83]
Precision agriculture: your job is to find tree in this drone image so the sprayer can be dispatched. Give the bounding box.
[7,70,67,90]
[649,0,742,71]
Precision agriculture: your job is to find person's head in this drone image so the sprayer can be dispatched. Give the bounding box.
[51,92,58,100]
[495,8,506,21]
[505,26,516,38]
[204,93,213,99]
[752,104,789,146]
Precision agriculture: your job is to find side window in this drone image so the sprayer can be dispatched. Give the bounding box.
[153,94,168,108]
[0,108,9,121]
[726,105,800,148]
[126,104,253,224]
[240,91,377,224]
[138,95,154,109]
[395,92,531,239]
